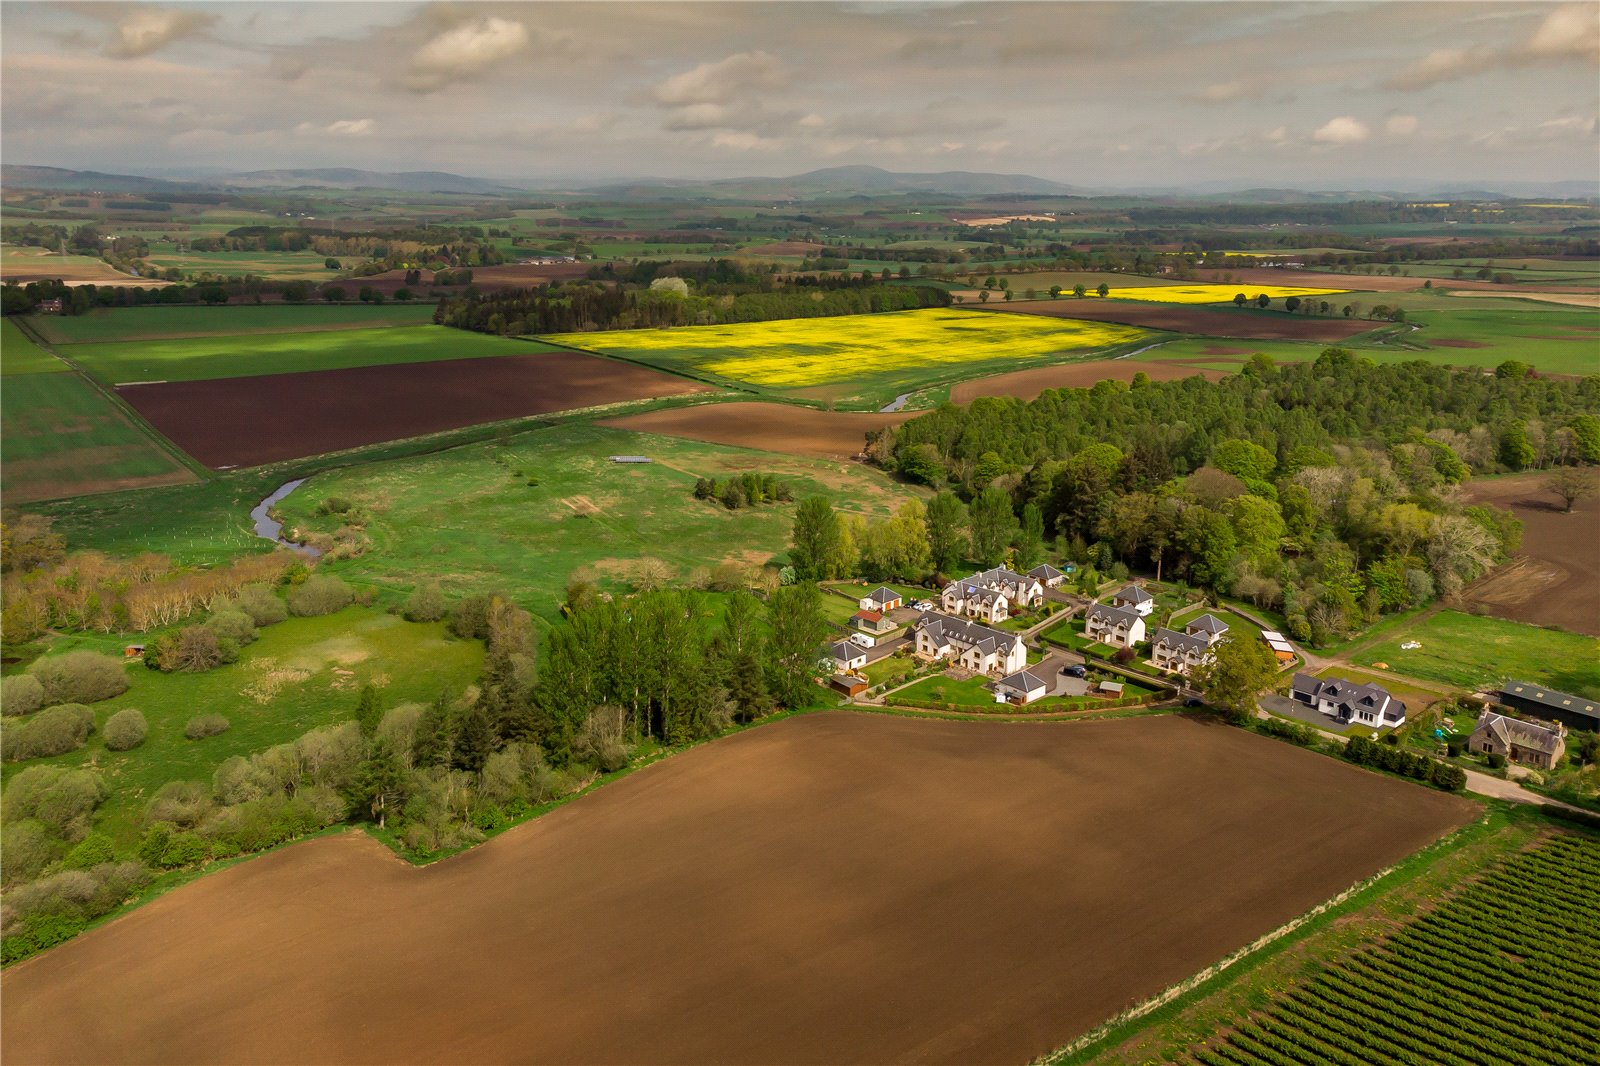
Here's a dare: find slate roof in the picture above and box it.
[913,613,1022,657]
[997,669,1048,694]
[1027,564,1064,581]
[1293,673,1405,720]
[1500,681,1599,723]
[1471,711,1565,756]
[1112,585,1152,605]
[864,587,900,606]
[1086,602,1142,628]
[1185,613,1230,637]
[1152,627,1210,656]
[830,641,862,662]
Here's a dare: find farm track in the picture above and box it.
[0,713,1473,1066]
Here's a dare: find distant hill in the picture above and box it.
[215,169,522,194]
[1,164,194,194]
[583,165,1087,201]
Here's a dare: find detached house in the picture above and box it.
[912,613,1027,676]
[1111,586,1155,617]
[852,609,896,635]
[828,640,868,673]
[940,582,1011,624]
[1084,602,1146,649]
[1150,629,1211,674]
[1027,564,1067,588]
[858,587,903,613]
[1468,711,1566,770]
[994,669,1049,705]
[1291,674,1406,728]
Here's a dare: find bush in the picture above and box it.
[102,708,148,751]
[287,573,354,616]
[2,765,108,839]
[3,861,149,927]
[61,832,116,870]
[447,592,494,639]
[1,674,46,717]
[145,780,213,828]
[231,583,288,627]
[404,581,447,623]
[1,821,64,884]
[317,496,354,516]
[204,607,259,647]
[27,651,129,705]
[2,704,96,761]
[148,626,238,673]
[184,714,230,740]
[1487,752,1507,769]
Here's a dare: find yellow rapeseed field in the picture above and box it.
[1100,283,1347,304]
[553,309,1148,388]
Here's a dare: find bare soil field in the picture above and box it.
[0,713,1473,1066]
[1443,289,1600,308]
[985,300,1375,341]
[120,352,714,468]
[1194,267,1598,295]
[1458,474,1600,636]
[1,248,169,288]
[601,401,910,458]
[951,359,1223,403]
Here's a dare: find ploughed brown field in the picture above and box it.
[1,713,1474,1066]
[119,352,713,468]
[986,300,1376,341]
[951,359,1223,403]
[601,401,909,458]
[1458,474,1600,636]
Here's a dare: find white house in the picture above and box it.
[858,587,903,613]
[828,640,868,672]
[912,613,1027,675]
[1111,586,1155,617]
[1150,628,1213,675]
[1291,674,1406,728]
[940,581,1011,623]
[994,669,1049,705]
[1027,563,1067,588]
[1084,603,1146,648]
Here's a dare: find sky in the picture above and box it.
[2,1,1597,189]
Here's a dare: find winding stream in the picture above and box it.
[250,479,322,558]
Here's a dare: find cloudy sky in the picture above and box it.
[3,1,1596,187]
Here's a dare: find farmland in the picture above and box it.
[1457,473,1600,635]
[1190,833,1600,1066]
[0,323,194,502]
[67,324,558,384]
[0,712,1474,1065]
[552,308,1151,408]
[118,350,713,468]
[598,401,910,458]
[1094,283,1347,305]
[31,303,435,345]
[986,299,1381,342]
[1352,610,1600,698]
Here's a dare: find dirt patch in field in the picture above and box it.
[985,300,1375,341]
[951,360,1224,403]
[601,402,910,459]
[0,713,1473,1066]
[1430,338,1492,348]
[119,352,714,468]
[1457,474,1600,636]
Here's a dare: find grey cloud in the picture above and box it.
[405,16,531,93]
[652,50,789,106]
[1386,3,1598,90]
[100,6,217,58]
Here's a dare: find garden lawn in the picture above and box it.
[2,319,66,374]
[550,308,1150,409]
[68,325,561,384]
[272,422,925,622]
[889,671,1160,712]
[1352,610,1600,698]
[1041,618,1098,654]
[32,304,437,345]
[0,608,484,852]
[862,655,915,688]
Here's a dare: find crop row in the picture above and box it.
[1191,835,1600,1065]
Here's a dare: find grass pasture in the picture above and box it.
[0,369,194,503]
[1352,609,1600,698]
[2,318,66,374]
[68,324,560,384]
[552,308,1150,408]
[272,422,924,620]
[0,713,1475,1064]
[139,246,341,280]
[30,303,436,345]
[0,609,484,851]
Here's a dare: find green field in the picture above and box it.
[2,319,66,374]
[271,423,925,621]
[0,608,484,850]
[1192,833,1600,1066]
[141,245,340,280]
[551,308,1151,409]
[0,371,193,503]
[1353,610,1600,698]
[31,304,437,345]
[68,325,560,384]
[888,670,1159,711]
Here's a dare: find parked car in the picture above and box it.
[1061,664,1087,678]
